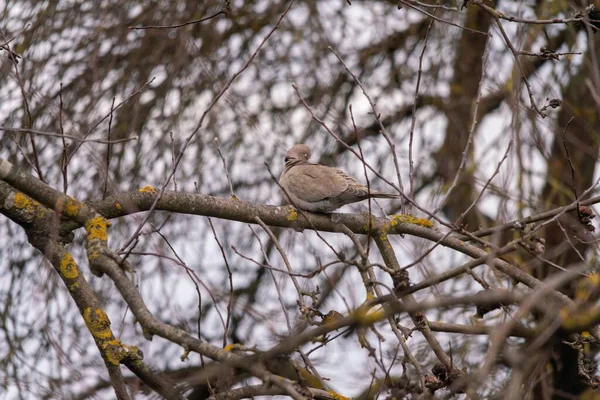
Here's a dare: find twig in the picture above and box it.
[493,17,546,118]
[207,218,234,347]
[561,117,578,200]
[0,127,138,144]
[103,98,116,199]
[433,33,491,216]
[59,83,68,194]
[398,0,487,35]
[249,222,324,386]
[455,139,513,226]
[67,78,155,163]
[0,24,30,49]
[169,132,178,191]
[129,10,227,30]
[401,0,457,11]
[1,34,43,182]
[214,137,235,197]
[408,8,436,206]
[428,320,534,338]
[246,225,293,333]
[349,105,372,253]
[231,245,321,277]
[463,194,600,240]
[476,3,584,25]
[151,226,204,340]
[254,217,305,306]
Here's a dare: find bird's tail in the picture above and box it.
[370,191,401,199]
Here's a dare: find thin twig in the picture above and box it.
[408,8,436,208]
[231,245,322,277]
[399,0,487,35]
[0,24,30,49]
[561,117,578,200]
[463,193,600,240]
[207,218,234,348]
[455,139,513,226]
[477,3,584,25]
[169,132,178,192]
[255,217,305,306]
[494,17,546,118]
[1,35,44,182]
[433,32,491,216]
[214,137,235,197]
[129,10,227,30]
[67,78,155,163]
[401,0,457,11]
[0,127,138,144]
[349,105,372,253]
[59,83,68,194]
[103,98,116,199]
[151,226,204,340]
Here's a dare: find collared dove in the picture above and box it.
[279,144,399,213]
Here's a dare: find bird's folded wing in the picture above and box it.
[284,164,349,202]
[332,169,374,200]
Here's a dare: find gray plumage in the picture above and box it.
[279,144,399,213]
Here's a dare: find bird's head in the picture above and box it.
[285,144,311,162]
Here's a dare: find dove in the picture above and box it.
[279,144,400,213]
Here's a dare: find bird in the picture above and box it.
[279,143,400,213]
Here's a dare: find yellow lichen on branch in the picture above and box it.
[14,192,33,210]
[362,214,375,232]
[286,207,298,221]
[85,216,109,242]
[83,308,135,366]
[12,192,46,218]
[101,339,141,365]
[139,185,157,194]
[83,307,113,340]
[224,343,242,352]
[327,390,350,400]
[390,213,434,228]
[95,331,141,365]
[102,339,125,365]
[59,253,79,279]
[64,198,83,217]
[378,221,392,242]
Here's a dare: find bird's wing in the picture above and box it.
[332,169,373,201]
[283,164,349,202]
